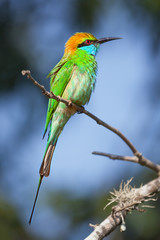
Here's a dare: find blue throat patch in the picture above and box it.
[80,44,100,56]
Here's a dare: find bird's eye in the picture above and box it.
[78,39,92,48]
[85,39,91,45]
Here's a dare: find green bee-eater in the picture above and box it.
[29,32,120,224]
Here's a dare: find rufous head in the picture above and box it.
[64,32,97,55]
[64,32,121,56]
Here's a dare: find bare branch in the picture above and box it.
[84,177,160,240]
[92,152,160,174]
[21,70,140,155]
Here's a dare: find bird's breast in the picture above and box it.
[62,65,97,106]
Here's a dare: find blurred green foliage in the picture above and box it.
[0,1,28,91]
[73,0,102,29]
[0,197,39,240]
[138,0,160,17]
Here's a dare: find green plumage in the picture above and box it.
[44,50,97,138]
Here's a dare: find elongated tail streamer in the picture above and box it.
[29,176,43,224]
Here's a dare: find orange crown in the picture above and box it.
[64,32,97,55]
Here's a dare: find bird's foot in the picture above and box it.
[77,106,84,114]
[67,100,73,107]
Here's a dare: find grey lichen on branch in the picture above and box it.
[85,177,160,240]
[104,178,157,212]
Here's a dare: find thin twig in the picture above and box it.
[92,152,160,174]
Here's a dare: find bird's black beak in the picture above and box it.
[96,37,122,44]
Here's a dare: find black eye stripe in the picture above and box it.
[78,40,96,48]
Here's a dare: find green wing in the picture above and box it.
[43,56,75,138]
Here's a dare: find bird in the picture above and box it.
[29,32,120,224]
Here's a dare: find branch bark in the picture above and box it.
[92,152,160,174]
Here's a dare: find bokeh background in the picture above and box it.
[0,0,160,239]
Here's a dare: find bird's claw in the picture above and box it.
[67,100,73,107]
[77,106,84,114]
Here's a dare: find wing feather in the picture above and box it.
[43,57,75,137]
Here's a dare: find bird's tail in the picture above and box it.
[29,176,43,224]
[39,140,57,177]
[29,140,57,224]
